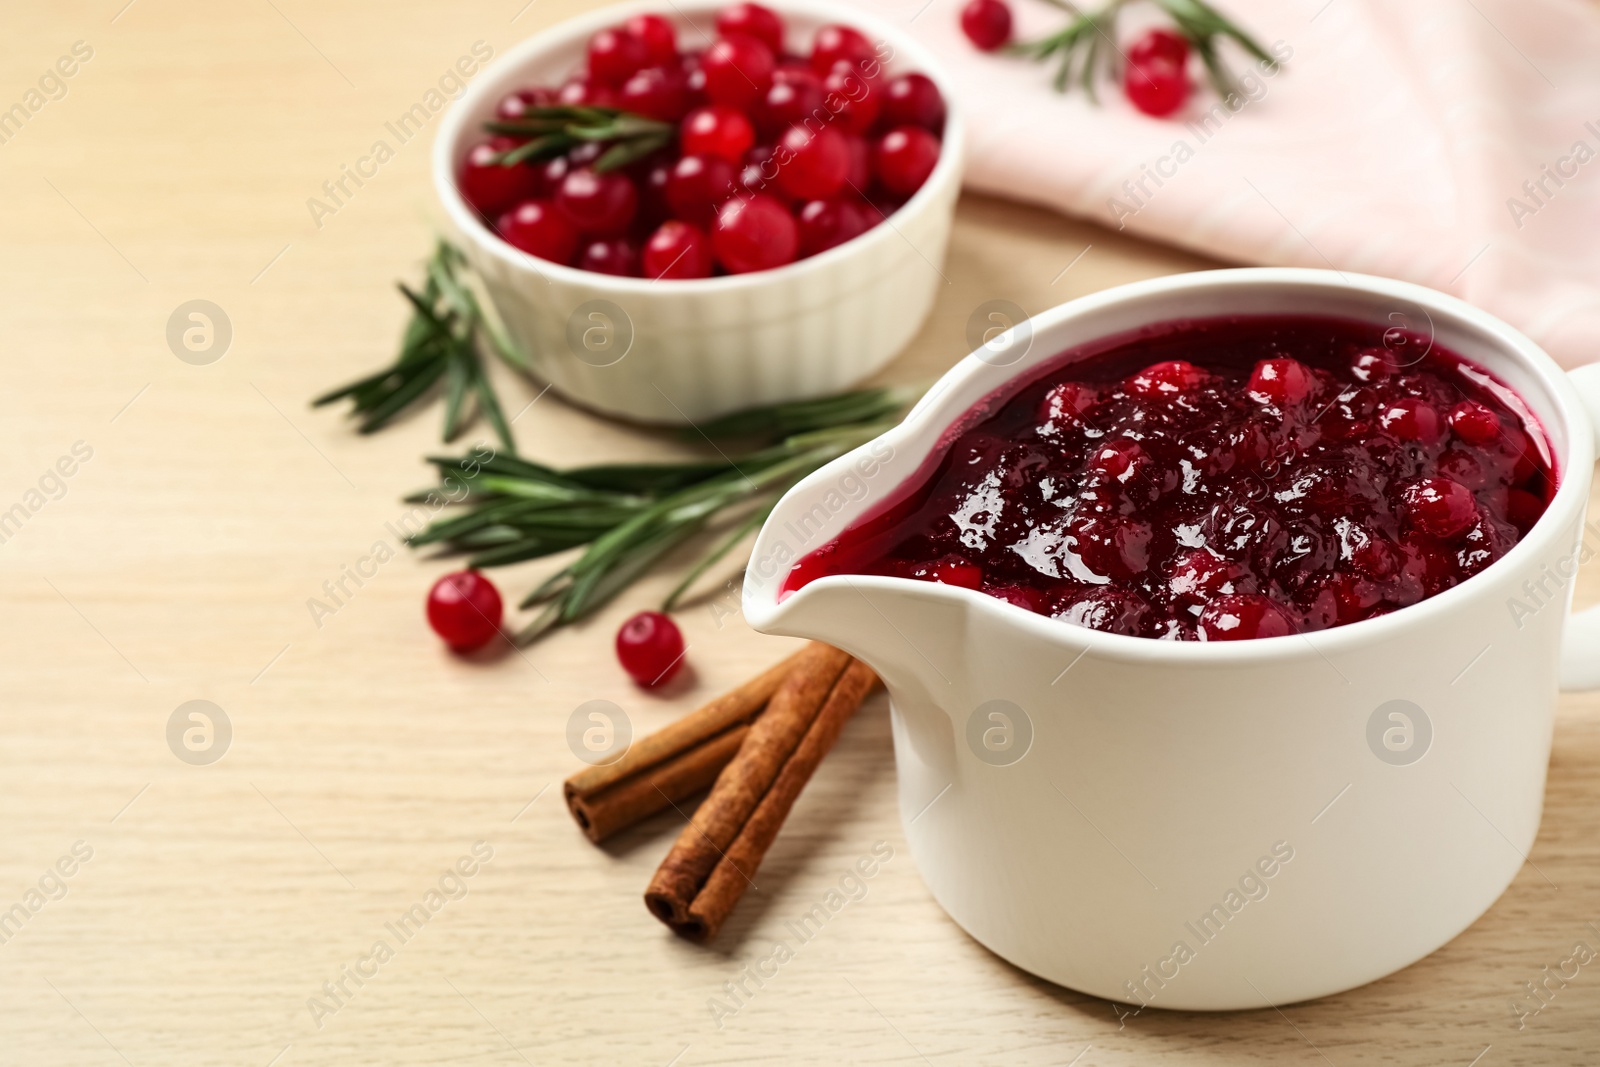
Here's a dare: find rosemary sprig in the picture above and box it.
[313,242,528,450]
[405,386,917,645]
[485,105,675,173]
[1015,0,1275,102]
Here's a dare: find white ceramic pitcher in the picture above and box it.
[743,269,1600,1010]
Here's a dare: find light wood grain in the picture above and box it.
[2,2,1598,1064]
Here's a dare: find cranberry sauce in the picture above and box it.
[785,316,1556,641]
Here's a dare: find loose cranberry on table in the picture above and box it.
[426,571,504,652]
[1123,30,1190,118]
[784,316,1556,641]
[960,0,1013,51]
[616,610,686,686]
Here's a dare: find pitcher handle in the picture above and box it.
[1560,363,1600,690]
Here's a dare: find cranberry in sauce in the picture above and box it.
[786,316,1556,641]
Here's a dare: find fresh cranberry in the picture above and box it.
[1127,359,1206,397]
[643,220,713,279]
[558,76,618,108]
[796,197,868,255]
[821,65,880,135]
[555,168,638,235]
[1127,28,1189,67]
[712,194,798,273]
[638,157,675,225]
[810,24,877,75]
[619,64,691,121]
[616,610,686,686]
[758,78,824,134]
[1197,594,1296,641]
[716,2,785,54]
[873,125,939,196]
[1125,60,1188,117]
[1449,400,1502,445]
[960,0,1013,51]
[577,236,640,276]
[426,571,503,652]
[624,13,678,65]
[496,200,579,264]
[1379,398,1444,443]
[665,153,737,227]
[773,63,822,89]
[495,87,556,121]
[881,73,946,131]
[736,146,783,201]
[459,138,542,218]
[1399,477,1479,540]
[680,104,755,162]
[1247,358,1315,406]
[842,136,870,190]
[588,26,648,87]
[775,124,850,200]
[701,33,775,110]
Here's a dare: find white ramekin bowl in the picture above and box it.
[433,0,964,425]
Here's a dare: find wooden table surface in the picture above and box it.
[3,2,1599,1064]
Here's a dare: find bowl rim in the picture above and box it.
[746,267,1598,665]
[432,0,966,294]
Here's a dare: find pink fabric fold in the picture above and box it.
[902,0,1600,366]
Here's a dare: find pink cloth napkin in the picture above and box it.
[902,0,1600,368]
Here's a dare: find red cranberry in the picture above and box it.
[1128,359,1207,397]
[960,0,1013,51]
[881,73,946,131]
[558,76,618,108]
[459,138,542,218]
[810,24,876,75]
[680,104,755,163]
[715,2,785,54]
[1247,358,1315,406]
[796,197,868,255]
[1449,400,1502,445]
[624,13,678,65]
[821,65,880,135]
[643,220,712,279]
[1125,60,1188,117]
[986,584,1044,612]
[1379,398,1444,443]
[1053,587,1151,637]
[773,62,821,88]
[1350,348,1399,382]
[1507,488,1545,533]
[776,124,850,200]
[758,78,824,135]
[873,125,940,196]
[638,157,674,225]
[426,571,503,652]
[1127,29,1189,67]
[1399,477,1479,540]
[1069,514,1153,581]
[736,146,783,201]
[1197,594,1296,641]
[1165,550,1249,612]
[588,26,647,87]
[495,87,556,121]
[556,168,638,236]
[1038,381,1096,427]
[842,136,870,190]
[712,194,798,273]
[666,153,737,227]
[496,200,579,264]
[577,236,640,276]
[619,65,690,121]
[616,610,686,686]
[701,33,775,111]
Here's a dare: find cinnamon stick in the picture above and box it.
[646,648,878,941]
[564,647,809,843]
